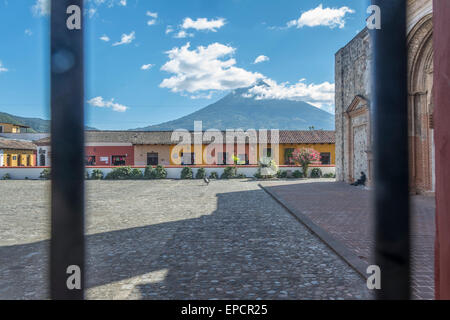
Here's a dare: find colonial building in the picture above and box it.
[0,138,37,167]
[34,130,335,167]
[335,0,433,193]
[0,122,30,134]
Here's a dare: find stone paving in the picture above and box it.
[260,180,436,300]
[0,180,371,300]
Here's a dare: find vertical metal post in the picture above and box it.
[371,0,410,299]
[50,0,85,299]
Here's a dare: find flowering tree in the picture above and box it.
[291,148,321,178]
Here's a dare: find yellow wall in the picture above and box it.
[166,143,335,165]
[1,150,36,167]
[279,144,335,165]
[0,123,23,133]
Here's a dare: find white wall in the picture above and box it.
[1,166,335,180]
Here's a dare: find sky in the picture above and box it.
[0,0,368,130]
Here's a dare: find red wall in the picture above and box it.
[433,0,450,300]
[85,146,134,166]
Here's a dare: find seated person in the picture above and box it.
[351,172,367,186]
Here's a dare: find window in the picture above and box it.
[320,152,331,165]
[40,154,46,166]
[237,154,248,165]
[85,156,96,166]
[112,155,126,166]
[263,148,272,158]
[0,125,3,133]
[181,152,195,165]
[147,153,158,166]
[217,152,228,165]
[284,148,295,165]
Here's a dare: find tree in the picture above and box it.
[291,148,321,178]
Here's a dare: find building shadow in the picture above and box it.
[0,187,369,300]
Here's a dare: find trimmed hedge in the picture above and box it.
[40,168,51,180]
[195,168,206,179]
[181,167,193,179]
[90,169,104,180]
[293,170,303,178]
[209,172,219,179]
[105,166,133,180]
[310,168,323,178]
[221,166,236,179]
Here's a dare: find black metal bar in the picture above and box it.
[371,0,410,299]
[50,0,85,299]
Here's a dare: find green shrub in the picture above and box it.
[209,172,219,179]
[195,168,206,179]
[323,173,336,178]
[90,169,104,180]
[257,157,278,178]
[40,168,51,180]
[153,165,167,179]
[221,166,236,179]
[130,168,143,179]
[181,167,193,179]
[2,173,11,180]
[236,173,247,178]
[254,168,262,179]
[105,166,132,180]
[276,170,288,178]
[310,168,323,178]
[293,170,303,179]
[144,166,154,179]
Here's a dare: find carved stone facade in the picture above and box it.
[335,0,434,193]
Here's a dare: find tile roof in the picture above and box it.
[0,138,37,150]
[33,130,335,145]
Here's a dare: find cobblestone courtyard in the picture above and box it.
[260,180,435,300]
[0,180,371,300]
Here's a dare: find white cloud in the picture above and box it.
[88,8,97,18]
[254,55,269,64]
[287,4,354,29]
[146,11,158,19]
[25,29,33,36]
[181,17,226,32]
[0,61,8,73]
[32,0,49,16]
[243,78,335,112]
[112,31,135,46]
[87,96,128,112]
[119,0,127,6]
[174,30,193,39]
[141,64,153,70]
[146,11,158,26]
[99,35,110,42]
[160,42,263,94]
[166,26,174,34]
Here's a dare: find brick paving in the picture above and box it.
[0,180,371,300]
[260,180,435,300]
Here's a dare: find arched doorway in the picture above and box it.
[407,14,434,193]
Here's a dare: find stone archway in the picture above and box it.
[407,13,434,193]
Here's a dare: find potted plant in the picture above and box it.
[258,157,278,178]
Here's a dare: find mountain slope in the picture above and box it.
[0,112,97,132]
[133,85,335,131]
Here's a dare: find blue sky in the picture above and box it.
[0,0,368,130]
